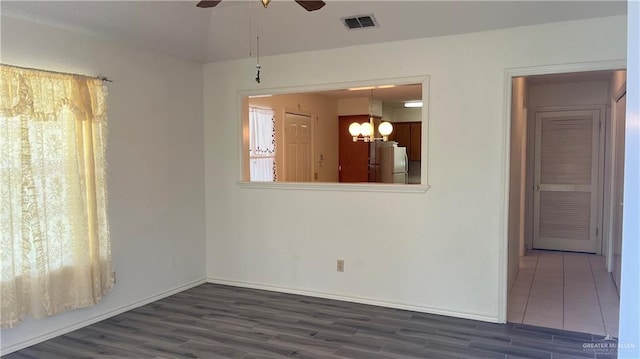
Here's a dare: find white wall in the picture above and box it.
[204,16,626,322]
[1,16,206,353]
[619,2,640,356]
[508,77,527,294]
[528,80,611,108]
[382,105,394,123]
[338,97,382,117]
[391,107,422,123]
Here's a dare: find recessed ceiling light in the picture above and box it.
[348,86,375,91]
[404,101,423,108]
[348,85,395,91]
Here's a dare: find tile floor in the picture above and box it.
[508,249,620,337]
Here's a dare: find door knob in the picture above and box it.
[536,185,541,191]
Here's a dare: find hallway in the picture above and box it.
[508,250,620,337]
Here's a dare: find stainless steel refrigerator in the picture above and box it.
[379,142,408,184]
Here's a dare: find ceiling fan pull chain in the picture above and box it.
[255,35,261,83]
[254,4,262,84]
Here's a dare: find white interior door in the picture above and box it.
[533,109,602,253]
[284,113,312,182]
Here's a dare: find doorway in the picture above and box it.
[506,68,626,337]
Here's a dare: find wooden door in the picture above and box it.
[339,115,369,182]
[284,113,312,182]
[612,91,626,291]
[533,109,602,253]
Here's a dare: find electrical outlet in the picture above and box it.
[337,259,344,272]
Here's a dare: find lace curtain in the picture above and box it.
[0,65,114,328]
[249,107,276,181]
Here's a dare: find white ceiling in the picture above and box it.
[1,0,627,64]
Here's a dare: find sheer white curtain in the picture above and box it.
[249,107,276,181]
[0,65,114,328]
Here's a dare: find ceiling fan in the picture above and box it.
[197,0,326,11]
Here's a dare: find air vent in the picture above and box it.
[342,14,378,30]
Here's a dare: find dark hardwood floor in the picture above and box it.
[3,283,617,359]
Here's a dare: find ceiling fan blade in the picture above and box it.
[295,0,326,11]
[197,0,221,8]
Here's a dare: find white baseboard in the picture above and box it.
[207,277,498,323]
[1,278,207,355]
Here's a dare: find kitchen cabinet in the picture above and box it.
[409,122,422,161]
[389,122,421,161]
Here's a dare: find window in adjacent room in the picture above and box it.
[0,65,114,328]
[249,106,277,181]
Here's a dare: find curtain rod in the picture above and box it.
[1,63,113,83]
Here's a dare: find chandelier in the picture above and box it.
[348,90,394,142]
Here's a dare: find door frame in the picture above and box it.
[605,84,627,272]
[499,60,626,323]
[606,85,627,285]
[527,105,606,254]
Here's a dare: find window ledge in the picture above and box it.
[237,181,429,193]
